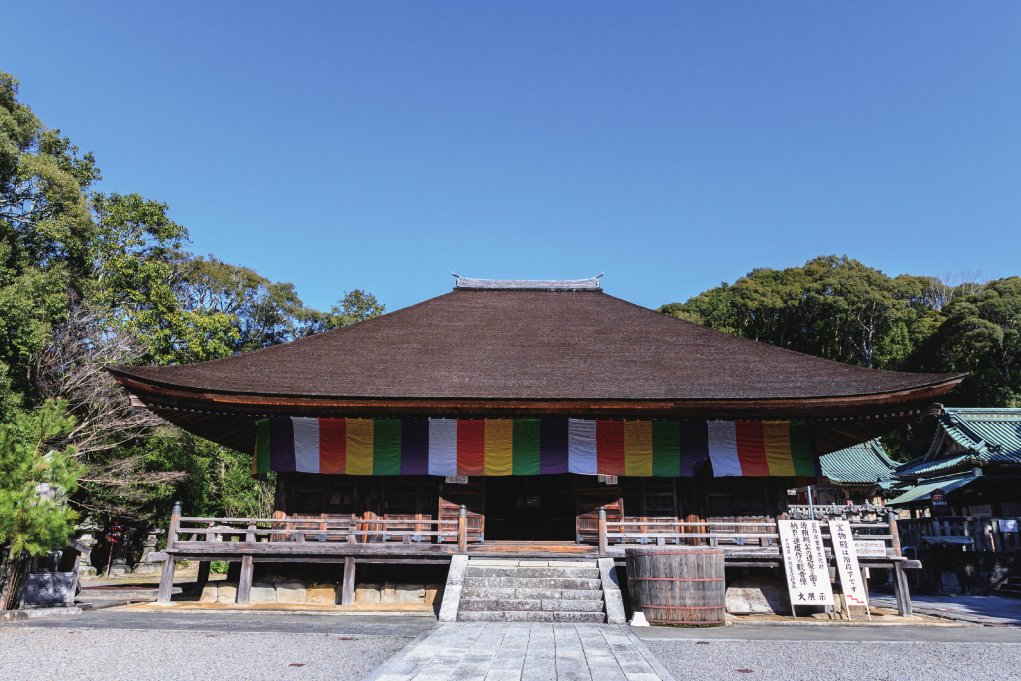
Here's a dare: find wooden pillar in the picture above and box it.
[457,505,468,554]
[893,562,912,617]
[347,514,358,544]
[341,556,356,605]
[597,507,608,556]
[156,558,176,604]
[156,501,181,604]
[887,511,902,557]
[195,561,210,594]
[237,555,254,604]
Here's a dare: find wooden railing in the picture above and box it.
[595,508,901,559]
[165,505,470,554]
[897,516,1021,554]
[786,504,888,521]
[157,502,471,605]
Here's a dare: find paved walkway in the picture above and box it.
[365,622,675,681]
[869,593,1021,626]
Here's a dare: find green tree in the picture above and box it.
[92,195,238,364]
[319,289,386,330]
[912,277,1021,406]
[0,67,391,551]
[661,256,937,370]
[0,401,84,608]
[179,256,318,352]
[0,72,100,419]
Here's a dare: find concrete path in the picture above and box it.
[869,593,1021,626]
[633,622,1021,643]
[365,622,675,681]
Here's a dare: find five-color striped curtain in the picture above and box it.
[253,417,817,478]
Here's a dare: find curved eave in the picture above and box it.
[109,367,964,420]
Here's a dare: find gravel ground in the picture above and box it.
[0,626,414,681]
[646,639,1021,681]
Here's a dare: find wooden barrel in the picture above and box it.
[625,547,726,627]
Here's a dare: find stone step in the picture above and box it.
[463,576,603,590]
[461,586,602,600]
[459,598,605,613]
[467,559,598,568]
[78,586,163,601]
[464,566,600,579]
[457,610,605,623]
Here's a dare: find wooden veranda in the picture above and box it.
[154,503,919,615]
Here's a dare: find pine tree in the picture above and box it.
[0,401,84,609]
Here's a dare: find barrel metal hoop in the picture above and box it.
[627,550,723,556]
[632,577,724,582]
[640,604,725,610]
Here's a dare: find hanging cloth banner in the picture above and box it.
[253,417,815,477]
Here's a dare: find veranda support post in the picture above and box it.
[341,557,356,605]
[156,501,181,604]
[888,510,913,617]
[195,560,210,595]
[597,507,608,556]
[457,505,467,554]
[237,556,254,604]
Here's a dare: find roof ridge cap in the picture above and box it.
[454,275,602,291]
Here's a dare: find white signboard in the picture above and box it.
[444,476,468,485]
[829,520,869,608]
[778,519,834,607]
[853,540,888,558]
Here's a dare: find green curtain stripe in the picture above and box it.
[651,420,681,477]
[512,418,541,475]
[255,418,271,475]
[790,422,815,477]
[373,419,402,475]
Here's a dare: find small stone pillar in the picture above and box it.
[132,530,163,575]
[75,522,101,577]
[107,545,131,577]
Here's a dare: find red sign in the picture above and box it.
[105,520,124,545]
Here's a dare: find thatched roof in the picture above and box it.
[109,284,963,452]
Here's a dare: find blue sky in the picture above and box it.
[4,2,1019,312]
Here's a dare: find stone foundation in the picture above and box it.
[355,582,442,605]
[189,578,442,607]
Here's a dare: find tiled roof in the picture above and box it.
[820,439,898,485]
[886,473,980,506]
[896,408,1021,478]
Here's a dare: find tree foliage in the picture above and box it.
[661,257,1021,407]
[910,277,1021,406]
[0,401,83,557]
[0,400,84,609]
[0,70,386,573]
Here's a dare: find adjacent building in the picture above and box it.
[888,408,1021,517]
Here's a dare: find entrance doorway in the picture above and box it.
[484,475,576,541]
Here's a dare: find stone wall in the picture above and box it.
[196,576,443,606]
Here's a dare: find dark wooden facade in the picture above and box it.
[273,472,791,545]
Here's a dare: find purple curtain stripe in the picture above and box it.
[269,415,296,472]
